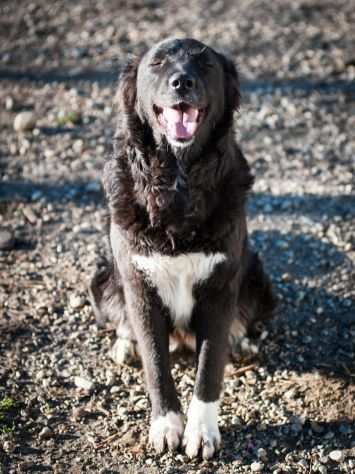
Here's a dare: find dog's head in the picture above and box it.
[115,38,240,152]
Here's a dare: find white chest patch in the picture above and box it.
[132,252,226,327]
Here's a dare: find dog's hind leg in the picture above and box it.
[230,250,276,359]
[89,260,139,365]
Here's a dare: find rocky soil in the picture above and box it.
[0,0,354,473]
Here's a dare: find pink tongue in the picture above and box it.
[163,107,199,139]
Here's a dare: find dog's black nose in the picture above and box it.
[169,73,196,91]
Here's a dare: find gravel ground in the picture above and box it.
[0,1,354,473]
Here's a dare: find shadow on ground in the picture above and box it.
[1,67,355,96]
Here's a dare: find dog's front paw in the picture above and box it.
[149,411,184,453]
[183,396,221,460]
[109,337,139,365]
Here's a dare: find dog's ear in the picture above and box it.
[219,54,240,111]
[114,56,141,114]
[114,56,147,147]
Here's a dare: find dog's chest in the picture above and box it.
[132,252,226,327]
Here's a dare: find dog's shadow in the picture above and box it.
[169,213,354,466]
[249,227,354,380]
[218,415,355,466]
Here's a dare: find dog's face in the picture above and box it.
[137,38,228,148]
[116,38,240,152]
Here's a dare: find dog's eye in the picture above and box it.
[205,62,214,69]
[150,60,164,67]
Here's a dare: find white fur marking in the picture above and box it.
[168,137,194,148]
[184,395,220,459]
[149,411,184,452]
[132,252,226,327]
[110,223,123,263]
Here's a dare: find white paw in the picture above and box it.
[109,337,138,365]
[183,396,221,459]
[149,411,184,453]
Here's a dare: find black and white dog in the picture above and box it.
[89,38,275,459]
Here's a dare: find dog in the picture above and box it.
[89,38,275,459]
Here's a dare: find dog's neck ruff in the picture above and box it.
[132,252,226,327]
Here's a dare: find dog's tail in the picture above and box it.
[229,250,276,358]
[238,250,276,332]
[88,257,125,328]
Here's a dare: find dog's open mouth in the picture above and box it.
[154,103,204,142]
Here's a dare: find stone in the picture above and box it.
[69,294,85,309]
[329,450,343,462]
[86,181,101,192]
[74,376,95,391]
[39,426,53,439]
[5,96,14,110]
[251,461,264,472]
[257,448,268,461]
[0,229,15,250]
[14,111,37,132]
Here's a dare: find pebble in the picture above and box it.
[250,461,264,472]
[39,427,53,440]
[18,461,34,472]
[329,450,343,462]
[74,376,95,391]
[257,448,268,461]
[105,370,116,386]
[71,406,87,420]
[73,139,84,153]
[69,294,85,309]
[311,421,324,433]
[44,149,55,159]
[5,96,14,110]
[2,439,15,453]
[14,111,37,132]
[121,429,139,446]
[86,181,101,192]
[0,229,15,250]
[110,386,120,394]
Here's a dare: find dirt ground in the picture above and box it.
[0,0,354,473]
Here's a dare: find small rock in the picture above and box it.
[121,428,139,446]
[311,421,324,433]
[5,96,14,110]
[0,229,15,250]
[31,190,43,201]
[14,111,37,132]
[39,427,52,440]
[74,376,95,391]
[298,459,308,469]
[110,385,120,394]
[2,439,15,453]
[44,149,55,159]
[69,294,85,309]
[251,461,264,472]
[18,460,34,472]
[71,406,87,420]
[329,450,343,462]
[257,448,268,461]
[106,370,116,386]
[22,207,37,224]
[86,181,101,192]
[72,139,84,154]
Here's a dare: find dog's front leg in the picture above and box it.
[184,289,235,460]
[124,277,184,453]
